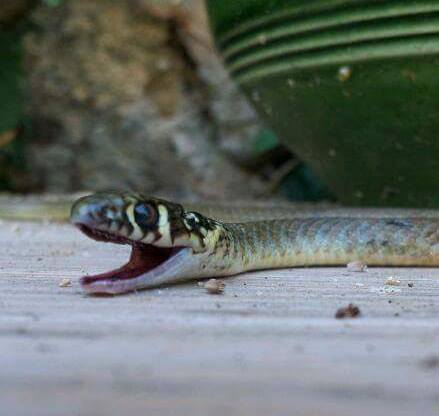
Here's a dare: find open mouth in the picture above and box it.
[77,225,189,295]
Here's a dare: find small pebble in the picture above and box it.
[347,261,367,272]
[420,356,439,370]
[203,279,225,294]
[335,303,361,319]
[59,278,72,288]
[408,283,414,288]
[385,277,401,286]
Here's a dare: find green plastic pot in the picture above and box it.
[207,0,439,207]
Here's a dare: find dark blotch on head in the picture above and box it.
[187,211,217,232]
[185,213,199,230]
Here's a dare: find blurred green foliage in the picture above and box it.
[0,24,27,190]
[0,1,333,199]
[0,30,22,135]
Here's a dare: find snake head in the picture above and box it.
[70,192,220,294]
[70,192,216,252]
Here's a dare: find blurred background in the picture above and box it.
[0,0,330,203]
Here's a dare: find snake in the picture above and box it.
[70,191,439,295]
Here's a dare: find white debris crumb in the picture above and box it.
[197,281,205,287]
[347,261,367,272]
[338,65,352,82]
[385,277,401,286]
[354,283,364,287]
[11,224,21,233]
[59,278,72,288]
[203,279,225,294]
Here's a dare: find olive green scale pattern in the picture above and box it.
[216,217,439,272]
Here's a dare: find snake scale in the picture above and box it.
[70,192,439,295]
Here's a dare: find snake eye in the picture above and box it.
[133,203,158,229]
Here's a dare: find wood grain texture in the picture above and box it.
[1,220,438,416]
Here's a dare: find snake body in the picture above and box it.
[70,192,439,294]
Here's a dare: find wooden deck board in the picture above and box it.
[1,220,438,415]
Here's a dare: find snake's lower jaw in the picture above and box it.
[80,246,198,295]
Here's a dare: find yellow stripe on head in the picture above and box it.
[126,203,146,241]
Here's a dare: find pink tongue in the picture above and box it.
[80,245,176,285]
